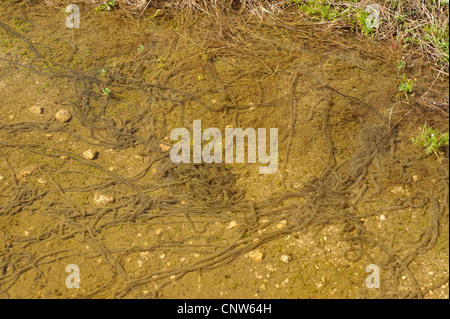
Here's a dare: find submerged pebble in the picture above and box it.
[280,254,292,264]
[227,221,238,229]
[159,144,171,152]
[83,149,98,160]
[29,105,43,115]
[277,220,288,229]
[18,166,36,179]
[248,250,264,262]
[93,192,114,206]
[55,109,72,123]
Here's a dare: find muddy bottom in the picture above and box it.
[0,1,448,299]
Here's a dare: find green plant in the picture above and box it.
[355,10,374,36]
[12,19,30,32]
[397,60,406,69]
[292,0,342,21]
[412,124,449,156]
[94,0,115,12]
[423,23,449,66]
[157,57,166,70]
[102,88,111,96]
[99,69,106,75]
[399,75,415,93]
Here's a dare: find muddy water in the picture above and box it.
[0,1,448,299]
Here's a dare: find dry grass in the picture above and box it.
[42,0,449,70]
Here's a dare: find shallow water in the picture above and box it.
[0,1,448,299]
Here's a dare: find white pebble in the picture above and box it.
[18,166,36,179]
[93,192,114,206]
[29,105,43,115]
[380,214,386,221]
[248,250,264,262]
[227,221,238,229]
[277,220,288,229]
[280,254,292,264]
[83,150,98,160]
[159,144,171,152]
[391,186,404,194]
[55,109,72,123]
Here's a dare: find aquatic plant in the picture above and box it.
[102,87,111,96]
[94,0,115,13]
[399,75,415,94]
[412,124,449,156]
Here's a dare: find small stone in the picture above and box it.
[248,250,264,262]
[60,155,68,160]
[280,254,292,264]
[140,252,150,260]
[391,186,405,194]
[0,175,4,182]
[155,228,163,236]
[18,166,36,179]
[277,220,288,229]
[83,150,98,160]
[55,109,72,123]
[227,221,238,229]
[412,175,419,182]
[93,192,114,206]
[29,105,43,115]
[159,144,171,152]
[380,214,386,221]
